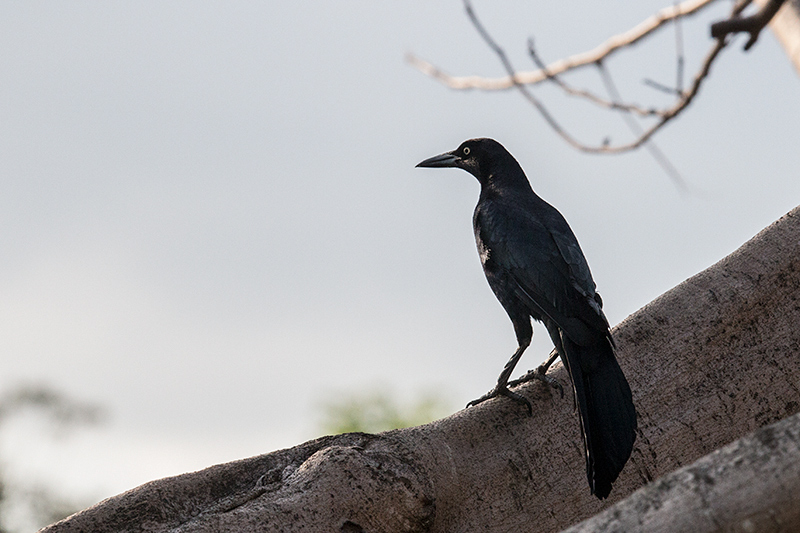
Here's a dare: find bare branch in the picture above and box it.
[526,39,663,117]
[407,0,720,91]
[466,0,752,155]
[597,64,689,191]
[642,2,688,96]
[460,0,748,155]
[642,78,683,95]
[711,0,787,50]
[525,35,689,189]
[460,1,591,152]
[675,3,686,92]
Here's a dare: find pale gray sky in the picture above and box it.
[1,0,798,512]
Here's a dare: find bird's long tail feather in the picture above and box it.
[559,334,637,499]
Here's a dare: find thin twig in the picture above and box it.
[675,2,685,93]
[527,39,663,117]
[598,64,689,191]
[463,0,750,154]
[642,78,684,95]
[644,1,686,95]
[461,1,589,152]
[407,0,720,91]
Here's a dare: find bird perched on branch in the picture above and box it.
[416,138,636,499]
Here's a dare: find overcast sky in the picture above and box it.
[1,0,799,513]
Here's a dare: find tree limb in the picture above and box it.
[563,412,800,532]
[711,0,788,50]
[596,63,689,190]
[456,0,748,155]
[41,205,800,532]
[524,35,688,189]
[406,0,720,91]
[409,0,765,160]
[525,38,663,118]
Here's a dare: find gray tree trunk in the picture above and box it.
[41,206,800,533]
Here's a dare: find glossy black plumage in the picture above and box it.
[416,138,636,499]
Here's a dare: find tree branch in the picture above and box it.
[711,0,787,50]
[525,36,689,189]
[460,0,590,153]
[458,0,748,155]
[526,39,663,118]
[42,205,800,533]
[564,412,800,533]
[596,63,689,191]
[406,0,720,91]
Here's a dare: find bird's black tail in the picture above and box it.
[560,334,637,499]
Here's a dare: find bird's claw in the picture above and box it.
[508,365,564,398]
[467,385,533,416]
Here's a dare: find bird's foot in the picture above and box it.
[508,365,564,398]
[466,385,532,416]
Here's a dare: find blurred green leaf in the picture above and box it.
[0,384,104,532]
[319,390,452,435]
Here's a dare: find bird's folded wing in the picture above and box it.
[481,206,608,344]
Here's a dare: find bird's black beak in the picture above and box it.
[416,150,460,168]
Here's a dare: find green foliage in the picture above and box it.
[319,390,452,435]
[0,384,103,533]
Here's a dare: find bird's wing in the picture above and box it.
[477,199,608,344]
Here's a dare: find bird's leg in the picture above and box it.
[508,348,564,398]
[539,348,561,373]
[467,343,533,415]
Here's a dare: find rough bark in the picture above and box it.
[757,0,800,74]
[562,411,800,533]
[41,206,800,533]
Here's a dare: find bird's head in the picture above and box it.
[415,138,514,184]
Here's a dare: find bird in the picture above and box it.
[416,138,636,499]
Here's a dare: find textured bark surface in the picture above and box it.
[562,411,800,533]
[41,206,800,533]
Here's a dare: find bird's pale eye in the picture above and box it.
[463,147,471,155]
